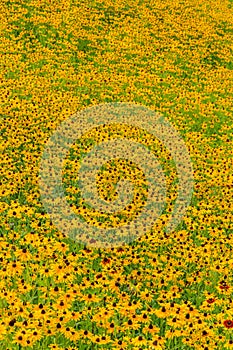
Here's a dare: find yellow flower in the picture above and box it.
[130,335,148,347]
[0,323,7,340]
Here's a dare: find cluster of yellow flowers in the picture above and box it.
[0,0,233,348]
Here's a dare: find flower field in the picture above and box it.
[0,0,233,349]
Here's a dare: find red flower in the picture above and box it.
[220,285,230,290]
[223,320,233,329]
[207,298,215,304]
[102,257,111,265]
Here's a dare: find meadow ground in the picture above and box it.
[0,0,233,349]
